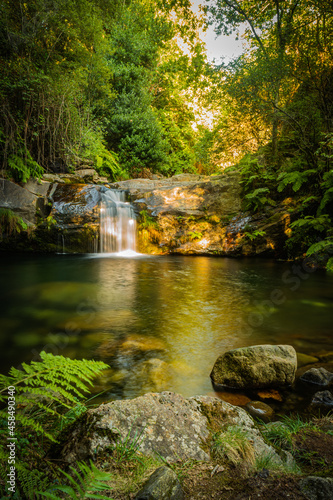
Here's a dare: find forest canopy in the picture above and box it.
[0,0,332,199]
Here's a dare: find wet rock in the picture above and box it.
[297,352,319,368]
[134,466,183,500]
[311,390,333,407]
[210,391,251,407]
[255,389,283,402]
[210,344,297,390]
[60,392,281,466]
[51,183,101,225]
[300,367,333,387]
[300,476,333,500]
[245,401,274,422]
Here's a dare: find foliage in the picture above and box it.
[306,239,333,258]
[40,461,112,500]
[0,353,109,498]
[109,425,146,464]
[326,257,333,272]
[211,425,254,466]
[243,230,266,242]
[0,208,27,238]
[277,169,317,194]
[0,351,109,442]
[188,230,203,241]
[286,215,331,257]
[138,210,159,231]
[261,415,319,452]
[244,187,273,212]
[7,148,44,183]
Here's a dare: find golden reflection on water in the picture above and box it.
[1,255,333,401]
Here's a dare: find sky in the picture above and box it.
[190,0,245,63]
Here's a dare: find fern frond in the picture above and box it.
[306,239,333,257]
[39,461,113,500]
[0,352,109,441]
[319,187,333,213]
[16,464,51,500]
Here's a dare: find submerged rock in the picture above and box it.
[60,392,281,466]
[311,390,333,407]
[296,352,319,368]
[210,344,297,390]
[300,367,333,387]
[245,401,274,422]
[134,466,183,500]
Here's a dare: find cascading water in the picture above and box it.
[99,189,137,254]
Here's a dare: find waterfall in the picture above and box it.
[100,189,137,254]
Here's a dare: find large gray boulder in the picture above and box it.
[210,344,297,390]
[0,178,39,223]
[60,392,281,466]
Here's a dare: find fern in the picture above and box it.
[17,465,51,500]
[290,215,331,232]
[0,352,109,442]
[277,169,317,193]
[0,208,28,238]
[39,461,113,500]
[319,187,333,213]
[188,231,203,241]
[244,187,275,212]
[7,149,44,183]
[243,230,266,242]
[306,239,333,257]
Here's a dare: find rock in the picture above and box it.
[0,178,38,224]
[210,391,251,406]
[135,359,172,392]
[24,178,51,197]
[296,352,319,368]
[210,344,297,390]
[311,390,333,407]
[134,466,183,500]
[245,401,274,422]
[255,389,283,402]
[51,183,101,225]
[76,169,99,183]
[300,476,333,500]
[60,392,281,466]
[300,367,333,387]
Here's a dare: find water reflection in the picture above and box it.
[0,255,332,402]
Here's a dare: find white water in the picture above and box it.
[100,190,137,253]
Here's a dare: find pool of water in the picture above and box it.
[1,254,332,404]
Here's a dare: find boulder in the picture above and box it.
[300,367,333,387]
[134,466,183,500]
[0,178,38,224]
[60,392,281,466]
[210,344,297,390]
[300,476,333,500]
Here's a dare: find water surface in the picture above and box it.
[1,254,332,402]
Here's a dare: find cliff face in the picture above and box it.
[0,172,292,257]
[111,173,291,258]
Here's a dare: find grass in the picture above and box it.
[211,425,255,466]
[261,415,319,452]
